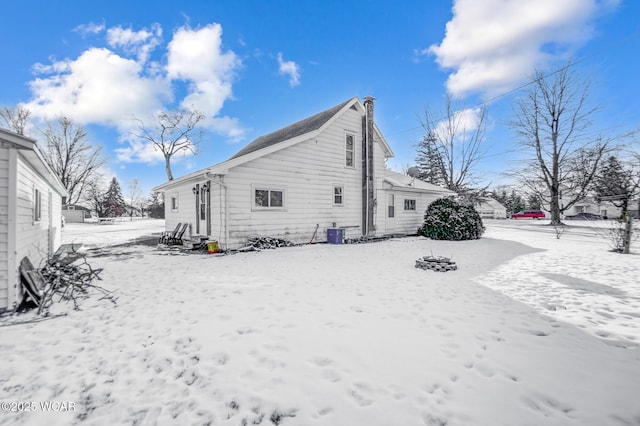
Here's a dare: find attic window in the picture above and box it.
[345,133,355,168]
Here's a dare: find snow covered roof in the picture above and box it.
[383,170,456,195]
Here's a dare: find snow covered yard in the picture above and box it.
[1,219,639,426]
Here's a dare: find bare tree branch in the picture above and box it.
[509,62,613,225]
[0,105,31,135]
[417,94,488,194]
[40,116,107,205]
[130,108,205,180]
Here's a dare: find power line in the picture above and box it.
[388,30,640,138]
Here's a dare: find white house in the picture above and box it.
[474,197,508,219]
[153,97,455,249]
[0,128,67,311]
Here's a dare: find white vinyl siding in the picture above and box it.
[0,148,9,309]
[222,107,365,247]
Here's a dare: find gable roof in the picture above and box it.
[0,127,68,196]
[383,170,456,195]
[154,96,394,191]
[230,98,355,159]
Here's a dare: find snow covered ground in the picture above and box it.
[1,219,639,426]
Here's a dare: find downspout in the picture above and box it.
[205,172,229,250]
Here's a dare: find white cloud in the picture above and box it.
[24,22,245,165]
[106,23,162,62]
[26,47,170,127]
[434,107,484,143]
[73,22,105,37]
[166,24,243,131]
[428,0,609,98]
[114,138,165,164]
[277,52,301,87]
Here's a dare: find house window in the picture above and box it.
[345,133,355,168]
[254,188,284,208]
[404,199,416,211]
[171,194,179,211]
[200,186,207,220]
[333,186,344,206]
[33,189,42,222]
[388,194,395,218]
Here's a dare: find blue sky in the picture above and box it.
[1,0,638,197]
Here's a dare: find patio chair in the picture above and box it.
[17,256,45,310]
[159,223,182,244]
[166,223,189,246]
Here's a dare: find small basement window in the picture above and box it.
[254,188,285,209]
[404,199,416,211]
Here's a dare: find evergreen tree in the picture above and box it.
[103,177,126,217]
[506,190,526,213]
[415,133,446,186]
[526,193,541,210]
[593,155,640,217]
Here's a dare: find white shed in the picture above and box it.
[0,128,67,311]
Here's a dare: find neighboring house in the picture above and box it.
[541,192,626,219]
[0,128,67,311]
[474,197,508,219]
[153,96,455,249]
[563,196,621,219]
[62,204,91,223]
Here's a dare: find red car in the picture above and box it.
[511,210,545,219]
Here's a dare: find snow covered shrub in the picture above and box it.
[418,198,485,241]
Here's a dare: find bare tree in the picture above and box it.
[0,105,31,135]
[41,116,107,205]
[130,108,205,181]
[510,63,610,225]
[127,179,144,219]
[84,177,107,218]
[417,95,488,193]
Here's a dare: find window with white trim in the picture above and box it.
[33,189,42,222]
[254,188,284,208]
[333,186,344,206]
[404,199,416,211]
[388,194,395,218]
[345,133,355,168]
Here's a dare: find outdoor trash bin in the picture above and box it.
[207,241,219,253]
[327,228,345,244]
